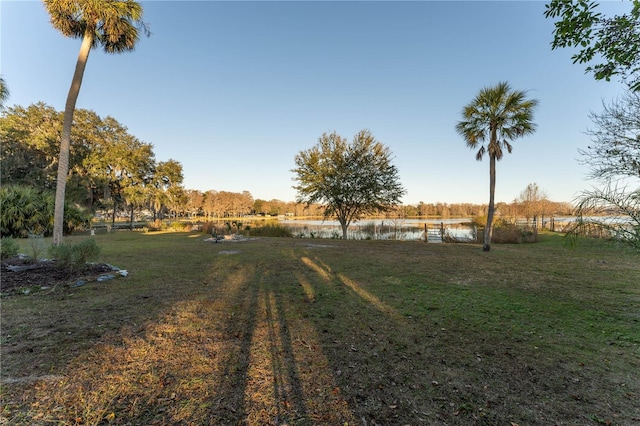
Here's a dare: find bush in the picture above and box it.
[48,238,101,275]
[0,237,20,259]
[63,203,92,235]
[470,215,488,229]
[0,185,90,238]
[491,219,538,244]
[169,221,193,232]
[25,235,47,263]
[0,186,51,237]
[147,219,164,232]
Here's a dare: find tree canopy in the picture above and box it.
[517,182,551,224]
[581,90,640,180]
[546,1,640,249]
[545,0,640,92]
[0,103,183,227]
[0,103,62,190]
[292,130,405,239]
[570,90,640,250]
[0,76,9,109]
[44,0,148,53]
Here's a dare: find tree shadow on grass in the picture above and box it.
[1,266,264,425]
[206,271,261,424]
[264,284,308,423]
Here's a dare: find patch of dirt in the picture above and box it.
[0,256,115,294]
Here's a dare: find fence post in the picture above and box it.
[424,223,428,243]
[440,222,445,242]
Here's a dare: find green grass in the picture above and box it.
[1,231,639,425]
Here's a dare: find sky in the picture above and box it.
[0,0,630,205]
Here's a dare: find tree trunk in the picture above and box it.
[484,154,497,251]
[340,220,348,239]
[52,30,93,246]
[129,204,135,230]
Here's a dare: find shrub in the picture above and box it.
[48,238,101,275]
[491,223,522,244]
[491,219,538,244]
[0,185,90,238]
[147,219,164,232]
[470,215,488,229]
[0,186,51,237]
[25,235,47,263]
[63,203,92,235]
[169,221,193,232]
[0,237,20,259]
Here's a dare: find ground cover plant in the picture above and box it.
[1,231,638,425]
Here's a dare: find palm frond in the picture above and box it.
[43,0,149,53]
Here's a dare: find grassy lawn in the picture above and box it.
[1,231,639,425]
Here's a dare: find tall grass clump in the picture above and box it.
[359,221,377,239]
[247,223,293,237]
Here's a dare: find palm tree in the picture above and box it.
[456,81,538,251]
[44,0,149,245]
[0,76,9,108]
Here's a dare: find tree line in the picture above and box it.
[0,103,184,227]
[2,0,637,249]
[0,98,572,235]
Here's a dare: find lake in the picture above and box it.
[278,218,475,242]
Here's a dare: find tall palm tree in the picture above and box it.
[0,76,9,108]
[456,81,538,251]
[44,0,149,245]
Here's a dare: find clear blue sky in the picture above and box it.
[1,1,629,205]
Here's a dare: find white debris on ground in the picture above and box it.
[204,234,255,243]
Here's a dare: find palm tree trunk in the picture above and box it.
[52,29,93,245]
[484,154,497,251]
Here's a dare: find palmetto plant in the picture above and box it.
[456,81,538,251]
[44,0,149,245]
[0,186,52,237]
[0,186,89,238]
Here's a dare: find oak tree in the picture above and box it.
[293,130,405,239]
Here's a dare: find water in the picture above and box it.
[278,218,475,242]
